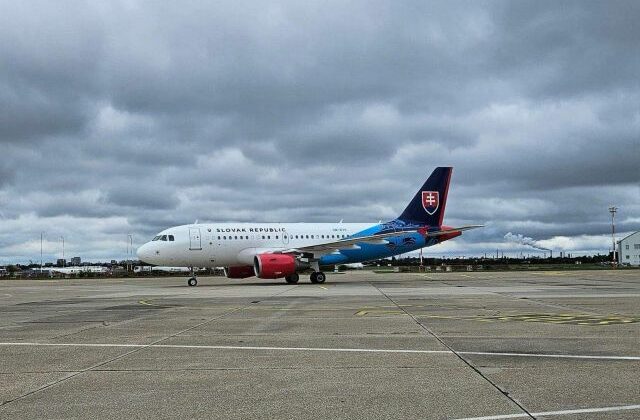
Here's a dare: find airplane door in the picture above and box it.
[189,228,202,250]
[282,232,290,245]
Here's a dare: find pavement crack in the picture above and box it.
[0,285,299,408]
[367,280,537,420]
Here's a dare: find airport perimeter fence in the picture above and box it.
[370,263,638,273]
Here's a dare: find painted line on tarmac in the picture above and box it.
[0,342,639,360]
[456,351,640,361]
[454,403,640,420]
[138,299,161,307]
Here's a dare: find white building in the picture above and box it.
[618,231,640,266]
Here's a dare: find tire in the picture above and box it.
[310,272,318,284]
[315,272,326,284]
[285,273,299,284]
[187,277,198,287]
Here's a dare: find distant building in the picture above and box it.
[618,231,640,266]
[70,257,81,266]
[56,259,66,267]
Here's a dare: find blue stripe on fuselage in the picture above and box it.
[318,223,439,266]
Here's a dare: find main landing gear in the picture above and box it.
[308,260,326,284]
[284,272,325,284]
[187,267,198,287]
[310,271,326,284]
[285,273,299,284]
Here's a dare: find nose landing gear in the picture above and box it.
[187,267,198,287]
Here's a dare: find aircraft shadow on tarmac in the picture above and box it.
[165,282,283,288]
[164,279,367,288]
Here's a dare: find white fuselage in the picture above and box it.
[137,223,373,268]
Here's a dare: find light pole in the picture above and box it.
[127,234,133,272]
[40,232,43,274]
[609,206,617,267]
[59,236,65,266]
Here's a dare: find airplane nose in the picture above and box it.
[137,243,151,263]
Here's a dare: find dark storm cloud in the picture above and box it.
[0,0,639,263]
[492,1,640,98]
[103,188,180,210]
[0,2,103,144]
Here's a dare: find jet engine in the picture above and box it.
[253,254,305,279]
[224,266,255,279]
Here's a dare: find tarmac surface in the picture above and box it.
[0,269,639,419]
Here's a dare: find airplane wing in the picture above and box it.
[280,230,417,255]
[277,225,483,257]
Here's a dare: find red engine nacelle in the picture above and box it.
[224,266,255,279]
[253,254,297,279]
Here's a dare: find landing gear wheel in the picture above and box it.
[310,271,326,284]
[187,277,198,287]
[315,271,326,284]
[285,273,299,284]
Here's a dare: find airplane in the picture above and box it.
[136,167,482,286]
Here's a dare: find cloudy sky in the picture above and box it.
[1,1,638,264]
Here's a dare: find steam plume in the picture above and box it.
[504,232,551,251]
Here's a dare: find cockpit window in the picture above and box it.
[161,235,168,241]
[152,236,161,241]
[168,235,174,241]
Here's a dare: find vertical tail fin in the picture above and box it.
[397,167,452,226]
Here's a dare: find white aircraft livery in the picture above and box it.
[137,167,482,286]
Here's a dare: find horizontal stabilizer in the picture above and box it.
[423,225,484,237]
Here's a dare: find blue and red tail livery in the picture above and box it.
[398,166,452,226]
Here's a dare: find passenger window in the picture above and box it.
[268,236,271,239]
[218,236,221,240]
[234,236,237,240]
[276,236,279,239]
[223,236,226,240]
[262,236,265,239]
